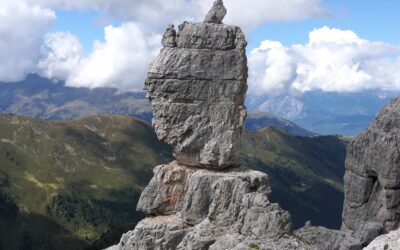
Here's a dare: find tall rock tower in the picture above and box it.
[108,1,306,249]
[145,3,247,169]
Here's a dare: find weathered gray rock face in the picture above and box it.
[363,228,400,250]
[204,0,227,24]
[137,161,275,226]
[136,163,197,216]
[295,226,362,250]
[113,215,187,250]
[342,96,400,246]
[145,0,247,169]
[111,162,304,250]
[161,24,177,47]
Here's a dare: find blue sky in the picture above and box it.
[50,10,103,53]
[49,0,400,53]
[249,0,400,49]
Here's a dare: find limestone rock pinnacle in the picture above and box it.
[161,24,177,48]
[204,0,227,24]
[145,1,247,169]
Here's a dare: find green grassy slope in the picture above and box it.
[0,114,172,250]
[242,126,348,229]
[0,115,347,249]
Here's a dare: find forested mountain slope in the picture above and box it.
[0,115,347,249]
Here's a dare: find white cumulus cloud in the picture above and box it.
[67,22,161,90]
[2,0,329,89]
[249,26,400,95]
[0,0,55,82]
[28,0,203,31]
[249,40,296,95]
[224,0,328,31]
[39,32,83,81]
[30,0,328,31]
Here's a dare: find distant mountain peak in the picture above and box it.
[247,91,400,135]
[0,74,151,121]
[246,111,317,137]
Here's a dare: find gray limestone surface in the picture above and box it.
[111,162,304,250]
[145,0,247,169]
[295,226,362,250]
[342,97,400,246]
[111,214,187,250]
[363,228,400,250]
[204,0,227,24]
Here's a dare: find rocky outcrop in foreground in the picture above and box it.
[299,96,400,249]
[364,228,400,250]
[108,1,400,249]
[342,96,400,246]
[116,161,306,249]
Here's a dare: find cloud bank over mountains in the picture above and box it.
[2,0,400,94]
[29,0,328,31]
[249,26,400,95]
[0,0,329,90]
[0,0,54,82]
[39,25,161,90]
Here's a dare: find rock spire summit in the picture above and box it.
[145,0,247,169]
[204,0,227,24]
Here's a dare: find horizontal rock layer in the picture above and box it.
[176,22,246,50]
[147,48,247,80]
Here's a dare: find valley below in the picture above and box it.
[0,114,347,249]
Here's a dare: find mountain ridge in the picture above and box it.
[0,114,347,249]
[0,74,152,121]
[246,111,317,137]
[0,114,172,249]
[247,91,399,135]
[0,74,319,138]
